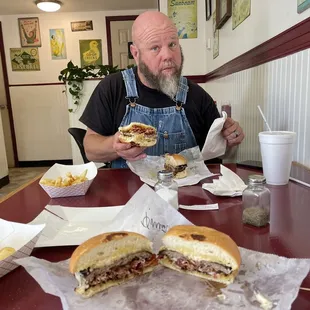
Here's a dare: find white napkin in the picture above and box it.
[202,165,247,197]
[202,111,227,160]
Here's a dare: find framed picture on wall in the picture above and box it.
[298,0,310,13]
[10,47,40,71]
[216,0,232,29]
[79,39,102,67]
[18,17,42,47]
[232,0,251,30]
[206,0,212,21]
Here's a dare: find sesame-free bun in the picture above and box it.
[165,154,187,167]
[118,122,157,147]
[69,231,153,274]
[70,231,157,297]
[159,225,241,285]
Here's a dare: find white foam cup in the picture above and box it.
[258,131,296,185]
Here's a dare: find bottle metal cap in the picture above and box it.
[157,170,173,181]
[248,174,266,184]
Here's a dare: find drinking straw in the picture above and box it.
[257,105,272,132]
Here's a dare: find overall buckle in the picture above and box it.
[176,101,183,111]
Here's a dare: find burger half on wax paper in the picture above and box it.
[164,153,188,179]
[158,225,241,285]
[118,122,157,147]
[69,231,158,298]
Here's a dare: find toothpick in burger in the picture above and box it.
[158,225,241,285]
[70,231,158,298]
[118,122,157,147]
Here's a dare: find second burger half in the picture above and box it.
[158,225,241,285]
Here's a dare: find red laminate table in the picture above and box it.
[0,165,309,309]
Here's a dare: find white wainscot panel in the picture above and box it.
[10,85,71,161]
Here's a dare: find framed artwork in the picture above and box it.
[49,29,67,60]
[298,0,310,13]
[168,0,198,39]
[206,0,212,21]
[10,48,40,71]
[18,17,41,47]
[79,39,102,67]
[71,20,93,32]
[213,12,219,59]
[232,0,251,30]
[216,0,232,29]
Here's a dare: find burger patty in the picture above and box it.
[121,126,156,135]
[158,250,232,276]
[78,251,156,288]
[164,164,187,175]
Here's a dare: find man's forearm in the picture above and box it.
[83,133,119,163]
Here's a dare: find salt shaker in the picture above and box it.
[242,175,270,227]
[154,170,179,210]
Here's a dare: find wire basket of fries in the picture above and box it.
[39,162,97,198]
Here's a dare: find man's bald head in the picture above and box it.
[132,11,177,47]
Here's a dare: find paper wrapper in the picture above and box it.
[201,111,227,161]
[127,146,215,187]
[30,205,124,247]
[202,165,247,197]
[39,162,97,198]
[0,219,45,278]
[15,185,310,309]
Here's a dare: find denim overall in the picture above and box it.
[112,68,197,168]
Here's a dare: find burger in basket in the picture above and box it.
[118,122,157,147]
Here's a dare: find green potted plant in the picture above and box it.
[58,61,123,112]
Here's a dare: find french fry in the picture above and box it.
[40,169,88,187]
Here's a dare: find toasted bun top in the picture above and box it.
[119,122,156,133]
[165,154,187,167]
[161,225,241,270]
[69,231,153,274]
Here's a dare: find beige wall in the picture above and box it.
[159,0,207,75]
[0,9,149,162]
[206,0,310,73]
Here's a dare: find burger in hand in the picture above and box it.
[164,154,188,179]
[118,122,157,147]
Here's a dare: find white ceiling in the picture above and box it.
[0,0,158,15]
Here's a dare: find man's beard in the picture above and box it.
[138,49,184,99]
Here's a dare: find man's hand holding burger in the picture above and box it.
[115,122,158,162]
[113,132,147,162]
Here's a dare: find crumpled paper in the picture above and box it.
[15,185,310,310]
[202,165,247,197]
[202,111,227,161]
[127,146,215,187]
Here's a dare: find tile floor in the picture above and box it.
[0,167,50,200]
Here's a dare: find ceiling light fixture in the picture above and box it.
[35,0,62,12]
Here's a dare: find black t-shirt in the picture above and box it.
[80,67,220,151]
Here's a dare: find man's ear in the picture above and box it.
[130,44,139,62]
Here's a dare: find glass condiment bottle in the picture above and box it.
[242,175,270,227]
[154,170,179,210]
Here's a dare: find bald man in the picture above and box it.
[80,11,244,168]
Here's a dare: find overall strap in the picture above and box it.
[121,68,139,100]
[175,76,189,106]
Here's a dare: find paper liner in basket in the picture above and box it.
[0,219,45,278]
[39,162,97,198]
